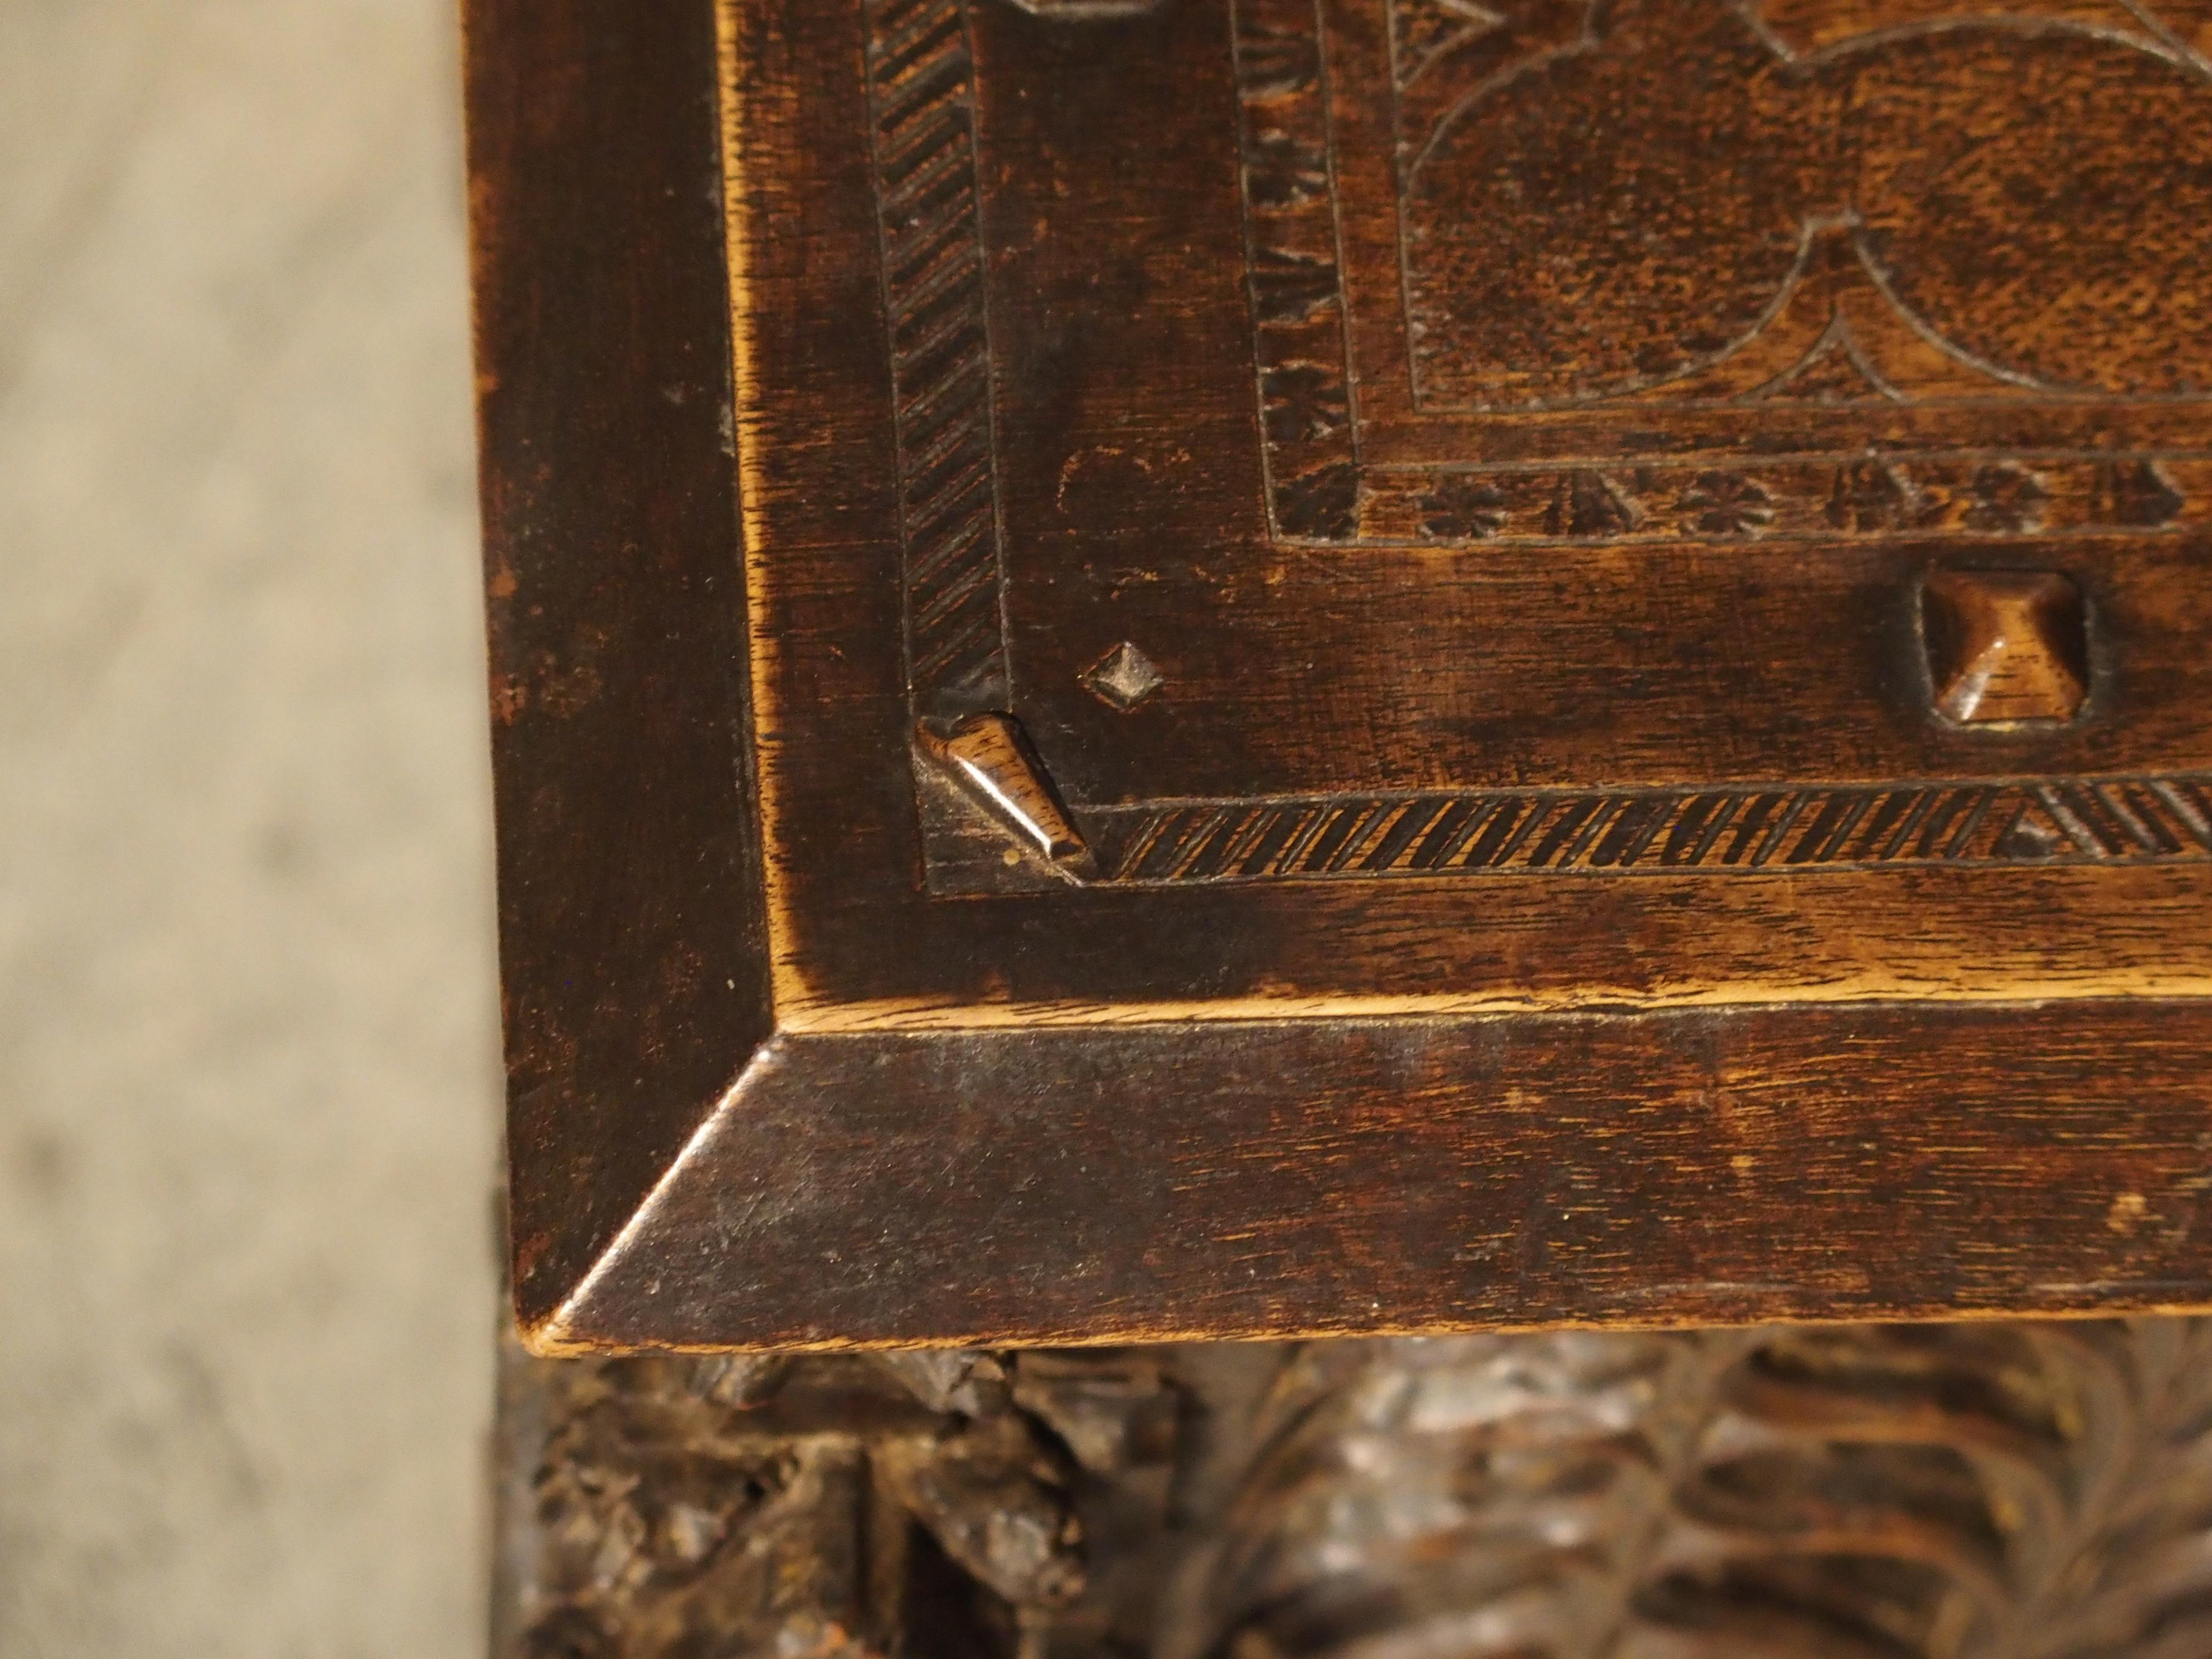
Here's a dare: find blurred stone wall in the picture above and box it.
[0,0,499,1652]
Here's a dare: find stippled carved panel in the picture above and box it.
[1396,0,2212,407]
[1234,0,2212,546]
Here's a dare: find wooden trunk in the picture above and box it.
[466,0,2212,1647]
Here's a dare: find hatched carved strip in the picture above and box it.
[1232,0,1361,542]
[863,0,1012,714]
[1083,774,2212,882]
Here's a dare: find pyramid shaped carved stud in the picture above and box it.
[915,712,1097,879]
[1922,569,2088,725]
[1080,642,1163,712]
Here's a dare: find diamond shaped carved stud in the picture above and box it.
[1080,642,1164,712]
[1921,569,2088,725]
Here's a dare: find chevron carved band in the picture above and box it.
[1083,774,2212,884]
[864,0,1013,715]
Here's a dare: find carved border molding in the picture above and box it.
[864,0,1014,717]
[1080,773,2212,883]
[1363,456,2200,545]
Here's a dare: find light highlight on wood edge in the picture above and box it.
[526,1277,2212,1356]
[532,1041,784,1353]
[770,967,2212,1034]
[717,0,813,1031]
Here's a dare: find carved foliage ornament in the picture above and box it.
[1200,1322,2212,1659]
[499,1321,2212,1659]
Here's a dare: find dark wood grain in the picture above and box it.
[537,1002,2212,1350]
[465,0,771,1331]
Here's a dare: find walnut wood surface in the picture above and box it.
[721,0,2212,1022]
[465,0,774,1322]
[466,0,2212,1348]
[539,1006,2212,1350]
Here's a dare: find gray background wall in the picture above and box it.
[1,0,498,1651]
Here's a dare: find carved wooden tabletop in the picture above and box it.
[467,0,2212,1350]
